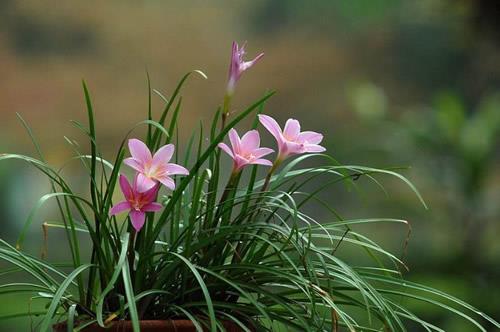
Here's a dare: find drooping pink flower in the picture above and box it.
[110,175,162,232]
[218,128,274,171]
[124,139,189,192]
[258,114,326,160]
[227,41,264,95]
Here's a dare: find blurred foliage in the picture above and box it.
[402,91,500,266]
[348,80,387,120]
[0,0,97,56]
[251,0,399,34]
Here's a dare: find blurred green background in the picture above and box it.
[1,0,499,330]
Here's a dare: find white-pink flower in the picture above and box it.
[227,41,264,95]
[258,114,326,160]
[218,128,274,171]
[110,175,162,232]
[124,139,189,192]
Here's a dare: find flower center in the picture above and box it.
[131,200,143,211]
[283,134,297,142]
[128,194,147,212]
[144,163,167,178]
[242,152,255,161]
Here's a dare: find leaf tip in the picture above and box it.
[194,69,208,79]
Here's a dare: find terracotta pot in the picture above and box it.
[53,319,245,332]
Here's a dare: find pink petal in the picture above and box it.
[152,144,174,165]
[237,41,246,56]
[283,119,301,140]
[298,131,323,145]
[135,173,157,193]
[218,143,234,159]
[234,155,249,170]
[284,141,304,156]
[110,201,130,216]
[165,163,189,176]
[251,158,273,167]
[240,130,260,151]
[128,139,152,164]
[229,41,238,79]
[129,210,146,232]
[304,144,326,153]
[123,158,144,173]
[258,115,283,142]
[241,52,264,71]
[157,176,176,190]
[228,128,241,154]
[119,175,134,201]
[142,183,160,203]
[142,202,163,212]
[252,147,274,159]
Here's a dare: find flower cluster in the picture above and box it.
[221,41,325,171]
[218,115,326,173]
[110,139,188,231]
[110,41,326,232]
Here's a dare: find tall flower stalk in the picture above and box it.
[222,41,264,128]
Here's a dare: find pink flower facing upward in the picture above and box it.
[110,175,162,232]
[124,139,189,193]
[226,41,264,95]
[218,128,274,172]
[258,114,326,161]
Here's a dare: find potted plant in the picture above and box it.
[0,42,498,331]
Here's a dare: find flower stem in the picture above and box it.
[221,94,232,131]
[215,169,240,222]
[261,159,281,193]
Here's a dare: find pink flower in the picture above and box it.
[258,114,326,160]
[227,41,264,95]
[218,128,274,171]
[124,139,189,192]
[110,175,162,232]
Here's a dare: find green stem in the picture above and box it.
[221,94,232,131]
[257,156,283,195]
[214,169,240,223]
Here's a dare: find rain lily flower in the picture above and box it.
[218,128,274,171]
[124,139,189,192]
[226,41,264,95]
[110,175,162,232]
[258,114,326,161]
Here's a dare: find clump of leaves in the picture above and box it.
[1,53,498,331]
